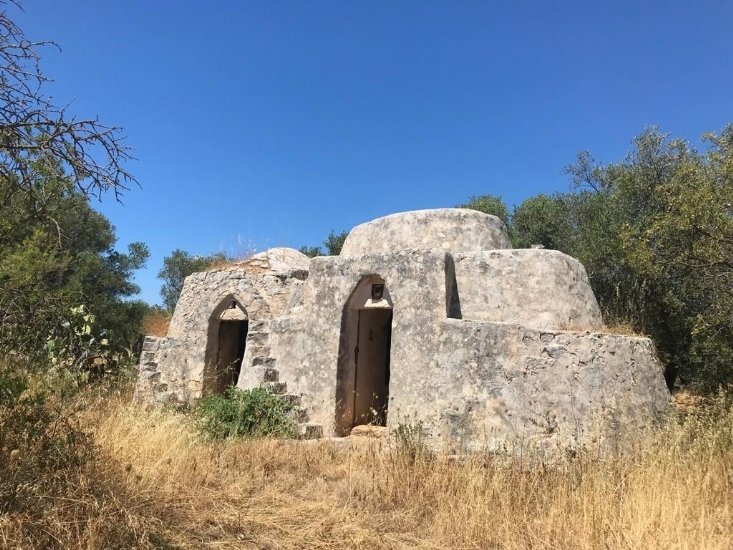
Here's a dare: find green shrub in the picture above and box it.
[196,386,296,440]
[0,364,94,514]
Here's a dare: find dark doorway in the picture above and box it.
[336,276,393,435]
[352,308,392,427]
[214,320,248,394]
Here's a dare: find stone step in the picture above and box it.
[252,356,276,367]
[299,422,323,440]
[238,365,279,388]
[246,343,271,356]
[283,393,301,407]
[142,336,161,352]
[288,407,308,423]
[247,367,280,386]
[140,351,157,364]
[264,381,287,394]
[246,331,271,346]
[250,365,279,383]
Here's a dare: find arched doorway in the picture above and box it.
[335,276,393,435]
[205,298,248,394]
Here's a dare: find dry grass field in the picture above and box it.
[2,388,732,549]
[143,311,171,338]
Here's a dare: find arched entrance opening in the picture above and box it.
[335,276,393,435]
[204,298,248,395]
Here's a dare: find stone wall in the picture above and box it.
[168,248,309,339]
[266,248,670,454]
[394,319,671,455]
[134,248,309,403]
[134,336,197,404]
[134,211,672,457]
[268,249,449,436]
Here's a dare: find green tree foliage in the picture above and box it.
[0,4,144,368]
[502,126,733,389]
[511,194,574,249]
[323,229,348,255]
[598,127,733,388]
[158,250,226,312]
[298,229,349,257]
[0,168,149,359]
[458,194,510,224]
[298,245,321,258]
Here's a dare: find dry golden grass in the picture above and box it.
[599,322,645,336]
[559,321,645,336]
[207,251,256,271]
[672,390,707,414]
[143,310,171,337]
[75,394,733,549]
[0,385,169,549]
[2,386,732,549]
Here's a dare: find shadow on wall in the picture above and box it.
[445,254,462,319]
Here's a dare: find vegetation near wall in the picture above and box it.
[196,386,296,440]
[463,126,733,390]
[157,250,227,312]
[0,1,148,368]
[1,1,732,545]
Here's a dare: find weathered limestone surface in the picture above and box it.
[135,336,198,403]
[135,209,672,456]
[395,320,670,455]
[268,249,449,436]
[453,249,604,330]
[168,247,309,338]
[134,248,309,402]
[135,336,164,404]
[267,248,669,452]
[340,208,512,257]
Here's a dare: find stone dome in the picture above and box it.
[340,208,511,257]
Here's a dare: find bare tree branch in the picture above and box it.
[0,1,136,201]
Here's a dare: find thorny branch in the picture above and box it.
[0,1,136,201]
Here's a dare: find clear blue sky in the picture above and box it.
[16,1,733,305]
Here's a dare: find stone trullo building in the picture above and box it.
[135,209,671,454]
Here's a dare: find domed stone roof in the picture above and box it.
[217,247,310,275]
[340,208,511,257]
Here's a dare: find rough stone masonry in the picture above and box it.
[135,208,671,456]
